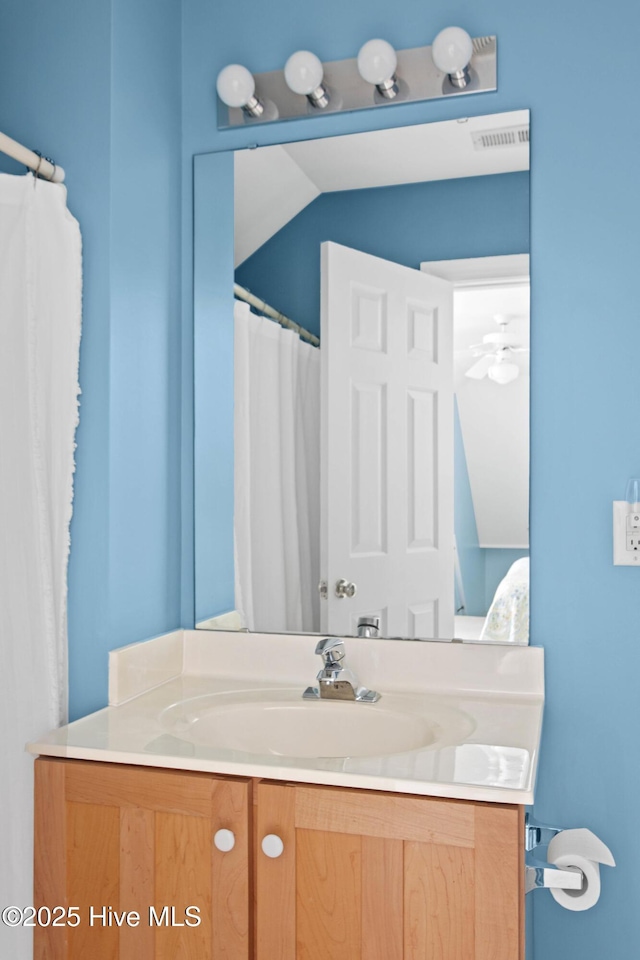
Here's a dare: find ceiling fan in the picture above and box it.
[465,314,529,385]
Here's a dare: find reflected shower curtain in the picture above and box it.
[234,301,320,633]
[0,174,81,958]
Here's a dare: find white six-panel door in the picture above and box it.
[320,242,454,639]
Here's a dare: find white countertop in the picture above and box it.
[29,629,544,805]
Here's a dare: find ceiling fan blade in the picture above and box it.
[469,342,496,355]
[465,354,494,380]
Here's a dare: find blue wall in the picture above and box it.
[455,394,529,613]
[0,0,183,720]
[184,1,640,958]
[1,0,638,956]
[455,405,529,616]
[454,400,485,616]
[237,172,529,339]
[106,1,183,666]
[484,547,529,609]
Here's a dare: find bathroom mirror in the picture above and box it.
[194,109,530,643]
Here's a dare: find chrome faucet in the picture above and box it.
[303,638,381,702]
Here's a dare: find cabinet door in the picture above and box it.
[255,781,523,960]
[34,758,251,960]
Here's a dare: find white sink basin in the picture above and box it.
[160,691,474,759]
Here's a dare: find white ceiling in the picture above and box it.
[234,146,320,267]
[234,109,530,265]
[452,282,530,548]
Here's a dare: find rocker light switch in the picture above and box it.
[613,501,640,565]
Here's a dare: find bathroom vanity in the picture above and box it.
[30,630,543,960]
[35,758,522,959]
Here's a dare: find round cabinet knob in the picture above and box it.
[214,828,236,853]
[261,834,285,859]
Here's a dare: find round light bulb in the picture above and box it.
[357,39,398,86]
[216,64,256,108]
[431,27,473,75]
[284,51,324,96]
[488,360,519,385]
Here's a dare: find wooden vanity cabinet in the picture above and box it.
[34,758,251,960]
[34,758,524,960]
[256,781,524,960]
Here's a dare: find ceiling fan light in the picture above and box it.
[487,361,519,385]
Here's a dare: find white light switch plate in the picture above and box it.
[613,501,640,565]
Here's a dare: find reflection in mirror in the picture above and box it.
[195,110,530,642]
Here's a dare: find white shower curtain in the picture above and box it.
[234,301,320,634]
[0,174,81,957]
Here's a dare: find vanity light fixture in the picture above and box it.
[284,51,330,109]
[216,28,496,128]
[216,64,265,118]
[431,27,474,89]
[357,39,399,99]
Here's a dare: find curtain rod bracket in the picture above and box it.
[0,130,65,183]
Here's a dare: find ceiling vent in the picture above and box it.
[472,125,530,150]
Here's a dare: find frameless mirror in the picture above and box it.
[194,109,530,642]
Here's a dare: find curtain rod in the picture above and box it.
[234,283,319,347]
[0,131,65,183]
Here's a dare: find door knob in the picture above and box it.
[261,834,285,858]
[335,579,357,599]
[214,828,236,852]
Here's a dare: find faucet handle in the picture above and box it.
[315,637,345,664]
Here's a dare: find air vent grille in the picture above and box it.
[471,36,496,55]
[472,126,530,151]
